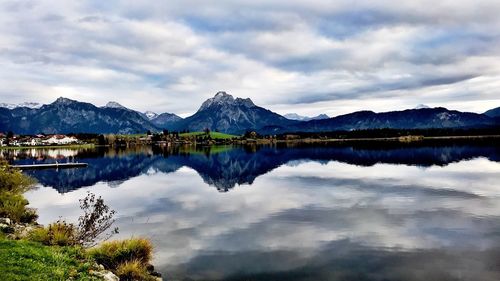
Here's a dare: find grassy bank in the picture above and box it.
[179,131,238,139]
[0,161,161,280]
[0,238,100,281]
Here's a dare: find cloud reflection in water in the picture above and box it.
[20,142,500,280]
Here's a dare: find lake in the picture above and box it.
[5,140,500,281]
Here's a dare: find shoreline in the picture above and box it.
[0,134,499,150]
[231,134,500,145]
[274,134,500,143]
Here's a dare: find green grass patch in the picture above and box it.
[28,221,78,246]
[88,238,153,271]
[88,238,156,280]
[179,131,238,139]
[0,238,99,281]
[116,259,155,281]
[112,134,147,139]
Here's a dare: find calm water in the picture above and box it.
[5,140,500,281]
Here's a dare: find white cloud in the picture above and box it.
[1,0,499,115]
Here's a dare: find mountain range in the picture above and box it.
[0,102,42,110]
[0,93,499,134]
[284,113,329,121]
[262,107,496,134]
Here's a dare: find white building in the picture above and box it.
[30,138,43,146]
[43,135,79,145]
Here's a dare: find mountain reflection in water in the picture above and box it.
[4,139,500,193]
[8,139,500,280]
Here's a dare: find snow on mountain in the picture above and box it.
[144,111,158,120]
[414,104,430,109]
[284,113,329,121]
[103,101,128,109]
[0,102,42,109]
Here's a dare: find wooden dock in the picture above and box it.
[12,163,88,170]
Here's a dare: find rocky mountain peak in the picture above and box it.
[212,91,234,103]
[198,92,256,112]
[215,91,230,98]
[199,91,234,111]
[53,97,77,106]
[104,101,127,109]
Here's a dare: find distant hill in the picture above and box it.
[484,107,500,118]
[170,92,296,134]
[151,112,183,129]
[262,107,496,134]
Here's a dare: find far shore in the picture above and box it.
[1,134,500,150]
[272,134,500,143]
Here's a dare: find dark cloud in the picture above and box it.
[285,73,478,104]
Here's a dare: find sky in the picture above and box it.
[1,0,500,117]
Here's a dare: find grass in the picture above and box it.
[88,238,155,281]
[0,238,100,281]
[11,230,156,280]
[28,221,78,246]
[113,134,147,138]
[115,259,154,281]
[179,131,239,139]
[88,238,153,270]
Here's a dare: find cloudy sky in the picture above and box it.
[1,0,500,117]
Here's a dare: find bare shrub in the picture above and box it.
[76,192,118,247]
